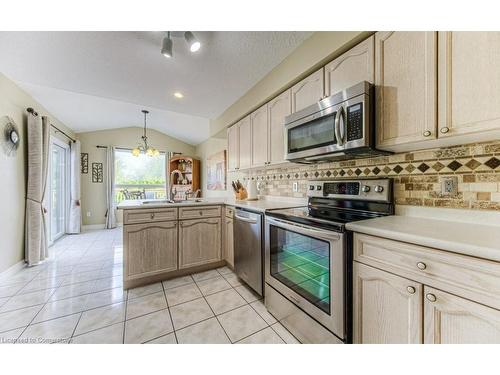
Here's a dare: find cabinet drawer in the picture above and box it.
[179,205,221,219]
[225,206,235,218]
[354,233,500,310]
[123,208,178,224]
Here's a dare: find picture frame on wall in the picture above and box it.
[81,153,88,174]
[92,162,103,183]
[206,150,226,191]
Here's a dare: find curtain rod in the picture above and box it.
[96,145,179,154]
[27,107,76,143]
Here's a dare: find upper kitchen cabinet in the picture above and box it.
[250,104,269,168]
[291,68,324,113]
[375,32,437,151]
[324,35,375,96]
[438,32,500,138]
[268,89,292,165]
[227,124,239,172]
[238,115,252,170]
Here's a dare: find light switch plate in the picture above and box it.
[441,176,458,197]
[86,211,91,217]
[292,182,299,192]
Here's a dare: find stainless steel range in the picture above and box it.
[264,178,394,343]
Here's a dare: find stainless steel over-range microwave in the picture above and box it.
[284,81,390,163]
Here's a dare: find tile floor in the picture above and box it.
[0,228,299,344]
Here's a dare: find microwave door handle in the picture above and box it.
[334,107,343,146]
[339,106,346,145]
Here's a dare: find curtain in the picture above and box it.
[67,140,82,234]
[25,115,50,265]
[165,151,173,199]
[105,146,116,229]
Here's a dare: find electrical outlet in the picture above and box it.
[86,211,91,217]
[441,176,458,196]
[292,182,299,192]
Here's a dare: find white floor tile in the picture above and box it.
[165,283,202,306]
[271,323,300,344]
[234,285,262,303]
[71,322,124,344]
[205,288,247,315]
[18,313,81,344]
[238,327,285,344]
[74,302,125,335]
[0,305,42,333]
[196,276,232,296]
[162,275,194,290]
[33,294,89,323]
[124,309,173,344]
[218,305,267,343]
[250,300,277,325]
[145,332,177,344]
[0,289,55,312]
[127,282,162,300]
[169,298,214,330]
[176,317,230,344]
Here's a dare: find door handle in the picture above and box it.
[234,214,258,224]
[334,106,345,146]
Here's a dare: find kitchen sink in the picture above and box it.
[141,199,205,205]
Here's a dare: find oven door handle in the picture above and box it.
[267,218,341,241]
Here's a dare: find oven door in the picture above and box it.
[284,105,342,161]
[265,216,345,339]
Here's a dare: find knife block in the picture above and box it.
[234,188,248,201]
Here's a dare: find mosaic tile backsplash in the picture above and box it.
[237,140,500,211]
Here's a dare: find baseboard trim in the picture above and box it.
[0,260,26,280]
[82,223,123,231]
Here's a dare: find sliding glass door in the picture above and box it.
[49,138,69,243]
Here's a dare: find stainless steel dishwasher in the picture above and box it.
[233,207,263,296]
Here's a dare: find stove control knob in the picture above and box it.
[309,185,315,190]
[374,185,384,193]
[361,185,371,193]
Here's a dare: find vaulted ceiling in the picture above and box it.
[0,31,312,144]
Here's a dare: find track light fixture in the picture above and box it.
[161,32,173,58]
[161,31,201,59]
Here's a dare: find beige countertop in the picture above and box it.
[346,215,500,262]
[117,197,306,213]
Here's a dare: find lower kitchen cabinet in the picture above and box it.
[424,286,500,344]
[224,216,234,268]
[179,217,222,269]
[353,262,423,344]
[124,221,178,279]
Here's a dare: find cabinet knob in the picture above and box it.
[199,211,203,216]
[150,213,155,219]
[407,286,416,294]
[416,262,427,270]
[423,130,431,137]
[440,127,450,134]
[426,293,437,302]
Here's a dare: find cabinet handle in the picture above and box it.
[416,262,427,270]
[426,293,437,302]
[407,286,416,294]
[423,130,431,137]
[440,127,450,134]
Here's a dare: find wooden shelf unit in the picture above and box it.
[168,156,201,199]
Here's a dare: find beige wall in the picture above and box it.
[0,72,75,274]
[209,31,369,137]
[78,127,195,226]
[195,130,231,199]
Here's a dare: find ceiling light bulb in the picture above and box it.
[174,92,184,99]
[146,147,154,157]
[153,149,160,156]
[132,148,140,157]
[184,32,201,53]
[161,35,173,58]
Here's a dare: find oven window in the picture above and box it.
[288,112,336,153]
[269,225,331,314]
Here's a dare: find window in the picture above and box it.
[114,149,167,203]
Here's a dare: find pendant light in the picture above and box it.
[132,110,159,157]
[184,31,201,52]
[161,32,173,58]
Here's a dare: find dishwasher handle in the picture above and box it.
[234,214,259,224]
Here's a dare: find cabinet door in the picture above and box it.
[224,217,234,268]
[438,32,500,137]
[268,89,291,165]
[291,68,324,113]
[179,218,221,269]
[227,124,239,172]
[238,116,251,170]
[325,35,375,96]
[424,286,500,344]
[353,262,423,344]
[250,104,269,168]
[124,222,178,278]
[375,31,437,149]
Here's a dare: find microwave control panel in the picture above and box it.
[346,103,363,141]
